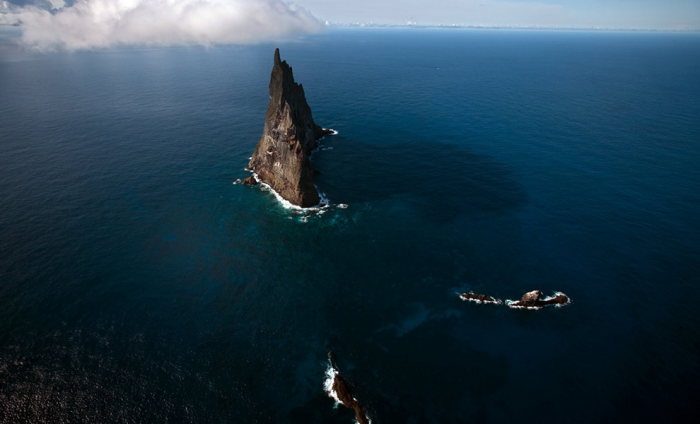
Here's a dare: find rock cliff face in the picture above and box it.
[248,48,331,208]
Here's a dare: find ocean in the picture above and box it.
[1,28,699,423]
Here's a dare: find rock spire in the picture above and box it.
[248,48,332,207]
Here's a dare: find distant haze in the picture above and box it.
[297,0,700,30]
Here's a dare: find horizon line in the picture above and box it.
[321,22,700,33]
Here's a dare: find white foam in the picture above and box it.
[250,172,329,211]
[505,300,542,310]
[323,361,343,407]
[316,186,330,207]
[325,128,339,136]
[246,148,343,213]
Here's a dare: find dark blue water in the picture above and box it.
[1,29,699,423]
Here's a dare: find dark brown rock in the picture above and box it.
[519,290,544,307]
[537,293,570,306]
[248,48,331,207]
[241,176,258,186]
[459,292,501,304]
[331,373,370,424]
[508,291,571,309]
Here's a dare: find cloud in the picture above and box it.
[0,0,324,50]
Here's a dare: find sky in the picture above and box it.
[0,0,698,50]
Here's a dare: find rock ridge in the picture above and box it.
[324,352,371,424]
[459,290,571,310]
[247,48,332,208]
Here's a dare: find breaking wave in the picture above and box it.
[323,357,343,407]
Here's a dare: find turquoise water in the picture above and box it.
[1,29,699,422]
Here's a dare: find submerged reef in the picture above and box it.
[247,48,333,208]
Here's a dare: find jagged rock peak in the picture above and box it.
[247,48,332,208]
[274,47,281,65]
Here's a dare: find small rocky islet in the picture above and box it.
[460,290,571,309]
[324,352,371,424]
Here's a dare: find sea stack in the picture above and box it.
[248,48,332,207]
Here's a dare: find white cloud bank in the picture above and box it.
[0,0,324,50]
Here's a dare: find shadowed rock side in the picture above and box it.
[248,48,333,208]
[241,176,258,186]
